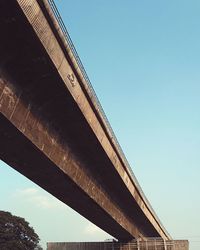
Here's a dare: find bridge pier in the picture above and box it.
[47,239,189,250]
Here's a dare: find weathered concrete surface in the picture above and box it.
[47,240,189,250]
[0,0,170,241]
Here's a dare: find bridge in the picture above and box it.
[0,0,170,242]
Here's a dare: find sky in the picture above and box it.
[1,0,200,249]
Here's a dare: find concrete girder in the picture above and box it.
[0,0,170,241]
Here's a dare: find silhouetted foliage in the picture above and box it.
[0,210,42,250]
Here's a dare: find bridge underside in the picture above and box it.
[0,0,169,241]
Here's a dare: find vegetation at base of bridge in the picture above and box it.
[0,210,42,250]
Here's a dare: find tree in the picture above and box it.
[0,210,42,250]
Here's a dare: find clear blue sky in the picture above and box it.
[1,0,200,249]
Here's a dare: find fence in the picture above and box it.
[47,239,189,250]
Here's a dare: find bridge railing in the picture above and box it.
[46,0,169,237]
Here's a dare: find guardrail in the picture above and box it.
[46,0,169,238]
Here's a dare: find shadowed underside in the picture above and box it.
[0,0,170,241]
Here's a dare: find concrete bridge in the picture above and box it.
[0,0,170,242]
